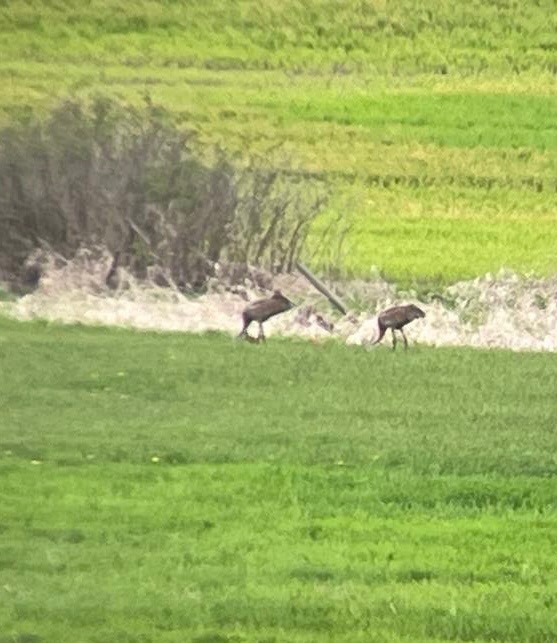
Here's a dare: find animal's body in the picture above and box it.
[372,304,425,350]
[238,290,295,342]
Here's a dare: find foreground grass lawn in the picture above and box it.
[1,317,557,641]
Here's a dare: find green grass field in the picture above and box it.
[2,0,557,284]
[1,317,557,641]
[2,6,557,641]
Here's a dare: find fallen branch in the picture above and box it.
[295,261,347,315]
[126,217,152,246]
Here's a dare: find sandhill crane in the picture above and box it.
[372,304,425,350]
[238,290,295,342]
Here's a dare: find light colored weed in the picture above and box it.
[3,250,557,352]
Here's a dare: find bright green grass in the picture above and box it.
[1,317,557,641]
[1,0,557,284]
[258,92,557,150]
[4,63,557,157]
[309,185,557,283]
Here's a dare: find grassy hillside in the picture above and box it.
[1,317,557,641]
[1,0,557,283]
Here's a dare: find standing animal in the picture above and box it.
[372,304,425,350]
[238,290,295,342]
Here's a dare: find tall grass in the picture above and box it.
[2,0,557,75]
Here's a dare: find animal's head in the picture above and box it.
[408,304,426,320]
[272,289,295,309]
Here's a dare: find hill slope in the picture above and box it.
[1,0,557,283]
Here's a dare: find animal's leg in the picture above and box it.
[391,328,397,350]
[372,322,387,345]
[258,322,266,342]
[400,328,408,350]
[238,313,251,339]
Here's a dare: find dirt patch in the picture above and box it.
[2,249,557,352]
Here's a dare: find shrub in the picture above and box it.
[0,97,328,291]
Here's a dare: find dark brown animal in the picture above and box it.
[372,304,425,350]
[238,290,295,342]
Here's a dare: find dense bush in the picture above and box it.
[0,97,327,290]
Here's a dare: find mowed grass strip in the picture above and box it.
[1,317,557,641]
[257,91,557,151]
